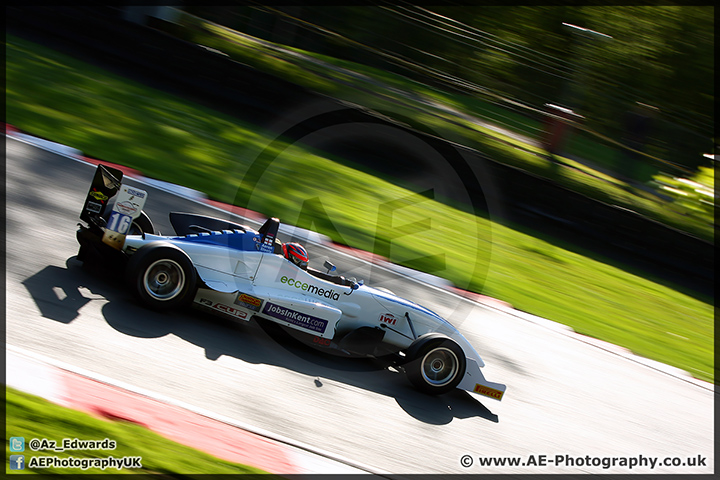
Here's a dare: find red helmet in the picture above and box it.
[282,242,308,269]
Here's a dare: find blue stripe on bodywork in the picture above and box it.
[170,231,261,252]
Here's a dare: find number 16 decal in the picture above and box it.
[107,211,132,234]
[102,185,147,250]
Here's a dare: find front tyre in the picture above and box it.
[127,243,196,310]
[405,334,466,395]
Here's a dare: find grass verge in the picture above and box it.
[5,34,713,383]
[5,387,270,475]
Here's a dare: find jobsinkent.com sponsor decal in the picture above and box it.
[262,302,328,334]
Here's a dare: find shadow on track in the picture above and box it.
[23,256,500,425]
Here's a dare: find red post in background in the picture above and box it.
[541,103,584,157]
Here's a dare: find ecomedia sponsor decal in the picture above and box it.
[262,302,328,334]
[280,276,340,301]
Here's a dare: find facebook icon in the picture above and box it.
[10,455,25,470]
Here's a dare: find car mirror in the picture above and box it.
[324,260,337,274]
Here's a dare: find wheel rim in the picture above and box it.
[421,347,459,387]
[143,259,185,301]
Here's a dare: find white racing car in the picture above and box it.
[76,164,506,399]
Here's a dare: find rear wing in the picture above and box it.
[80,164,124,228]
[79,164,147,250]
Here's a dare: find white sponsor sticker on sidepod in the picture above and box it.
[102,185,147,250]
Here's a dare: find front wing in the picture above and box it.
[458,358,507,401]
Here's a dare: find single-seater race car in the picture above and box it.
[76,164,506,399]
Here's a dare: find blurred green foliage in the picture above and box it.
[187,5,713,172]
[171,14,713,243]
[652,165,715,226]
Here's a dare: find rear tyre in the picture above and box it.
[127,243,196,311]
[405,334,466,395]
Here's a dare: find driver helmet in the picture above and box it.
[282,242,308,269]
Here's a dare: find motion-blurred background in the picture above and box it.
[6,5,714,384]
